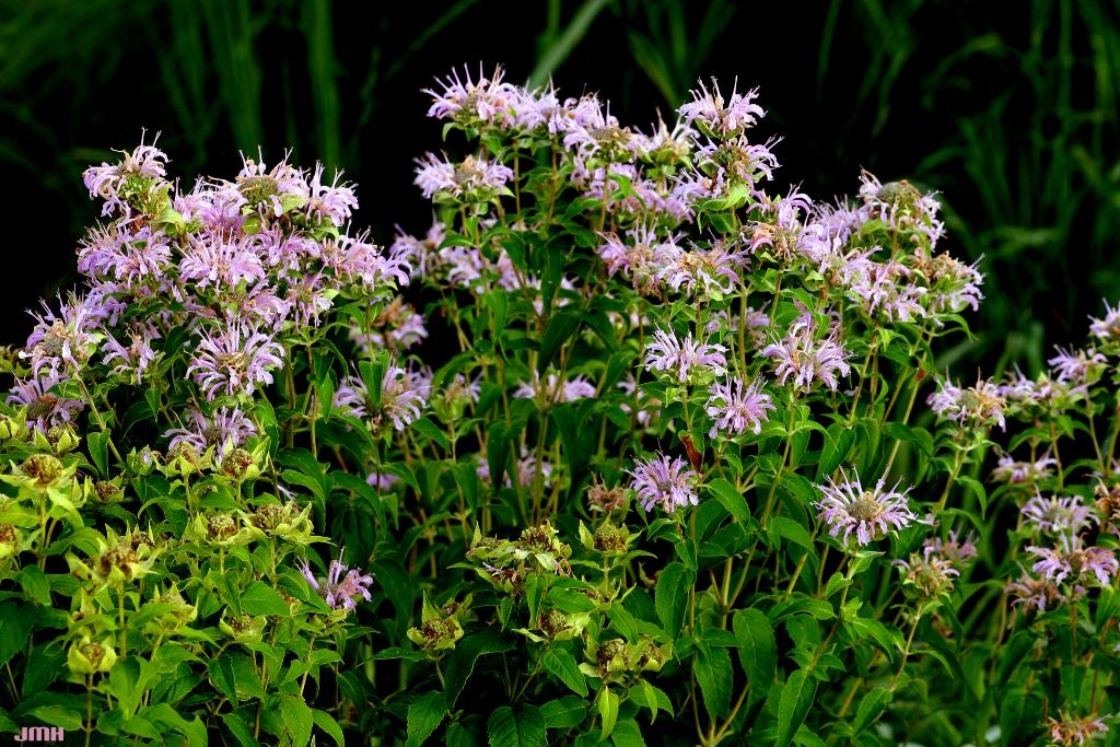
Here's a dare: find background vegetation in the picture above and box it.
[1,0,1119,369]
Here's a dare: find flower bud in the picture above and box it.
[127,447,162,476]
[45,424,81,454]
[67,635,118,675]
[219,610,266,645]
[161,441,210,477]
[0,413,27,442]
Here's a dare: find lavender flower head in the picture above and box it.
[760,327,851,392]
[643,328,727,385]
[1046,714,1109,746]
[186,319,286,402]
[815,471,917,547]
[1089,299,1120,344]
[927,375,1006,431]
[1028,536,1118,587]
[1022,492,1097,537]
[677,78,765,139]
[705,376,776,438]
[991,451,1058,485]
[627,453,699,513]
[299,547,374,614]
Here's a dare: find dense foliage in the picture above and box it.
[1,65,1119,746]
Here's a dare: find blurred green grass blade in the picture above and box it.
[529,0,613,89]
[304,0,340,169]
[201,0,263,153]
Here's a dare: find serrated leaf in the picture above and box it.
[770,516,815,554]
[707,478,751,523]
[411,417,451,452]
[487,705,546,747]
[852,687,892,735]
[141,703,208,746]
[610,718,645,747]
[540,695,585,729]
[598,687,619,741]
[16,566,50,606]
[221,711,257,747]
[733,608,776,707]
[25,705,84,731]
[628,680,673,722]
[957,475,988,516]
[542,648,588,697]
[445,628,516,708]
[0,602,34,668]
[655,562,693,639]
[279,697,313,747]
[775,669,816,747]
[695,641,733,720]
[240,582,289,617]
[87,430,110,477]
[406,691,446,747]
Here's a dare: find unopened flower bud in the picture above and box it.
[67,635,118,675]
[0,413,27,441]
[127,447,162,476]
[45,423,81,454]
[219,610,266,644]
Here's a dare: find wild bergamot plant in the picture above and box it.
[0,65,1117,746]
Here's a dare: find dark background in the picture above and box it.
[3,0,1118,374]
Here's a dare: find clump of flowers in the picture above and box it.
[299,547,375,615]
[815,471,916,547]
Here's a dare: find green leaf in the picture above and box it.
[539,696,586,729]
[598,687,619,741]
[279,697,313,747]
[843,617,901,664]
[542,647,588,697]
[957,475,989,516]
[445,628,516,708]
[16,566,50,606]
[818,423,854,478]
[733,608,776,706]
[707,478,751,523]
[87,430,110,477]
[240,582,289,617]
[140,703,208,747]
[548,587,597,614]
[406,691,447,747]
[610,718,645,747]
[487,705,546,747]
[0,602,35,667]
[221,710,257,747]
[775,669,817,747]
[109,657,155,720]
[412,417,451,452]
[852,687,892,736]
[695,641,733,720]
[446,722,477,747]
[628,681,674,722]
[24,705,84,731]
[22,642,65,698]
[539,309,582,373]
[655,562,693,639]
[769,516,815,554]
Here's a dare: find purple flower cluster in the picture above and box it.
[927,376,1006,431]
[761,325,851,392]
[627,453,699,513]
[334,361,432,433]
[643,328,727,385]
[11,142,413,438]
[815,471,917,547]
[298,548,374,614]
[705,376,775,438]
